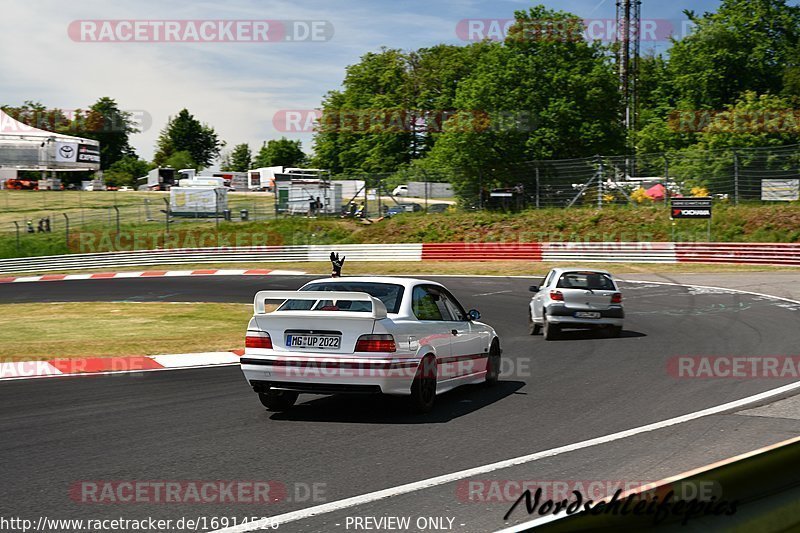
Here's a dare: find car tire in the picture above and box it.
[528,313,541,335]
[410,355,437,413]
[543,315,559,341]
[607,325,623,338]
[485,341,501,386]
[258,390,298,411]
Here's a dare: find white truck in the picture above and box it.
[247,166,284,191]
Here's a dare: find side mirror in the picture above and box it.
[529,285,539,292]
[468,309,481,321]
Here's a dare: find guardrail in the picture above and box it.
[675,242,800,265]
[0,244,423,274]
[1,242,799,274]
[541,242,678,263]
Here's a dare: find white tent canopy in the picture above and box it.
[0,109,100,171]
[0,109,98,144]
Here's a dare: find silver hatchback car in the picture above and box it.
[528,268,624,340]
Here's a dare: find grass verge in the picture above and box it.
[4,203,800,260]
[0,302,251,361]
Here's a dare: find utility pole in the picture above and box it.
[598,158,605,209]
[163,198,170,242]
[616,0,641,178]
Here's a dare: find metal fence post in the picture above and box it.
[597,157,604,209]
[113,205,120,234]
[664,154,670,204]
[376,176,381,216]
[363,176,369,218]
[63,213,69,250]
[733,151,740,205]
[478,169,483,210]
[535,166,540,209]
[163,198,170,241]
[13,221,20,252]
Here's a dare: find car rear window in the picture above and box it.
[288,282,405,314]
[556,272,616,290]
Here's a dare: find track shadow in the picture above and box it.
[546,329,647,341]
[268,380,526,424]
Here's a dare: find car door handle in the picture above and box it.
[451,329,459,336]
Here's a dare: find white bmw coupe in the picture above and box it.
[240,277,501,413]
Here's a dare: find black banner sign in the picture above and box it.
[77,144,101,164]
[671,197,712,219]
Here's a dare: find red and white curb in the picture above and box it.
[0,350,245,381]
[0,268,306,284]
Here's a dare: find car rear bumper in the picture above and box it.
[547,316,623,328]
[546,305,624,327]
[240,355,422,395]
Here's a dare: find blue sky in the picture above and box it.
[0,0,723,164]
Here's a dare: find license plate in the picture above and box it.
[575,311,600,319]
[285,334,341,349]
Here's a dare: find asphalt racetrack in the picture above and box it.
[2,274,800,532]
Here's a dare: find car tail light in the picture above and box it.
[611,293,622,304]
[550,290,564,301]
[355,334,396,352]
[245,331,273,349]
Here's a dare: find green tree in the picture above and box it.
[311,44,489,173]
[426,6,623,195]
[154,109,223,169]
[312,48,412,173]
[661,92,800,194]
[668,0,800,109]
[637,0,800,154]
[1,101,72,132]
[104,155,151,187]
[78,97,140,169]
[164,150,197,171]
[253,137,306,168]
[220,143,252,172]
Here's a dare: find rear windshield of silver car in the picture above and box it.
[277,282,405,314]
[556,272,616,290]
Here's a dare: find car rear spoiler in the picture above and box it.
[253,290,388,319]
